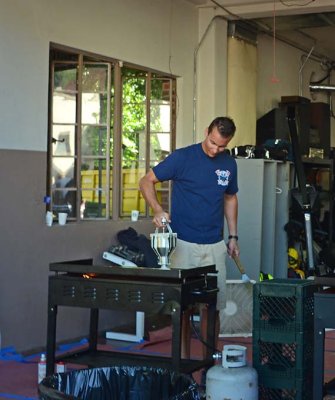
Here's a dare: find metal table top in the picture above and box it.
[49,259,217,280]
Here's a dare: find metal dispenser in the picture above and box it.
[150,217,177,269]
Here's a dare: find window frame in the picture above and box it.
[47,42,176,222]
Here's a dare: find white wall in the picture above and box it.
[227,37,257,148]
[0,0,202,352]
[196,8,229,143]
[257,33,334,146]
[257,33,327,112]
[0,0,198,151]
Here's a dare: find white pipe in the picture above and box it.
[299,45,314,97]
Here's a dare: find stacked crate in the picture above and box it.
[252,279,319,400]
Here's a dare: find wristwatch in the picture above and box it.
[228,235,238,240]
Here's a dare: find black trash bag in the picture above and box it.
[38,366,201,400]
[117,227,159,268]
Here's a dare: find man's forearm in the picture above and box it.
[139,176,163,214]
[224,194,238,235]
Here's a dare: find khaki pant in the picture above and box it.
[170,238,227,310]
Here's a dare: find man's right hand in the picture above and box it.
[153,211,171,228]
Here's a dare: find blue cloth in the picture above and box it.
[153,143,238,244]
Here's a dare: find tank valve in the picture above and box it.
[212,351,222,360]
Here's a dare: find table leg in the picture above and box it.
[46,304,57,376]
[205,302,216,360]
[89,308,99,351]
[314,317,325,400]
[171,303,182,371]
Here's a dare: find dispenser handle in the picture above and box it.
[155,217,174,234]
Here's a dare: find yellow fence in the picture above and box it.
[81,169,153,214]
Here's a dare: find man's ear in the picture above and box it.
[204,128,209,137]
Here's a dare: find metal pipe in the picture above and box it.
[310,83,335,92]
[299,45,314,97]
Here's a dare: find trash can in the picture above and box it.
[38,365,201,400]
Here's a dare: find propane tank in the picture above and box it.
[206,345,258,400]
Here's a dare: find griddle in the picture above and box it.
[46,259,218,375]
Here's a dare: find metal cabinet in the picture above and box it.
[226,159,291,280]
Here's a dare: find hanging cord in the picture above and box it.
[190,313,221,354]
[271,0,280,83]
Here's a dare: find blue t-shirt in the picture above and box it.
[153,143,238,244]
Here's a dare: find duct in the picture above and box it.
[228,21,257,45]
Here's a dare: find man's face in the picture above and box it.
[202,127,232,158]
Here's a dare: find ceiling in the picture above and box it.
[185,0,335,62]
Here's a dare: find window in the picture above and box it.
[48,44,176,221]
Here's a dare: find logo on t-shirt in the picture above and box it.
[215,169,230,186]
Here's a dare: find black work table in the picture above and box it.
[314,277,335,400]
[46,259,218,376]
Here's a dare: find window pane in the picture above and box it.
[150,133,171,165]
[150,104,171,132]
[82,93,108,124]
[81,190,106,218]
[82,64,109,125]
[122,104,146,157]
[81,159,107,188]
[53,92,77,124]
[52,189,77,217]
[52,125,75,156]
[121,164,143,215]
[51,158,75,187]
[122,68,146,100]
[149,78,172,167]
[81,158,107,219]
[81,125,107,156]
[121,69,147,216]
[82,65,108,93]
[51,155,76,218]
[54,64,77,93]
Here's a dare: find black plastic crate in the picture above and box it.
[258,379,314,400]
[253,331,313,383]
[258,384,313,400]
[253,279,319,340]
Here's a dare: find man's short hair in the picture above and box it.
[208,116,236,138]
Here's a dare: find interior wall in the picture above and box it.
[195,8,228,143]
[0,0,198,152]
[256,33,335,140]
[227,37,257,148]
[257,33,316,116]
[0,0,199,352]
[0,149,157,350]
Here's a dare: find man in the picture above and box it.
[139,116,239,357]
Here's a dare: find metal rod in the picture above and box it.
[299,45,314,96]
[310,83,335,92]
